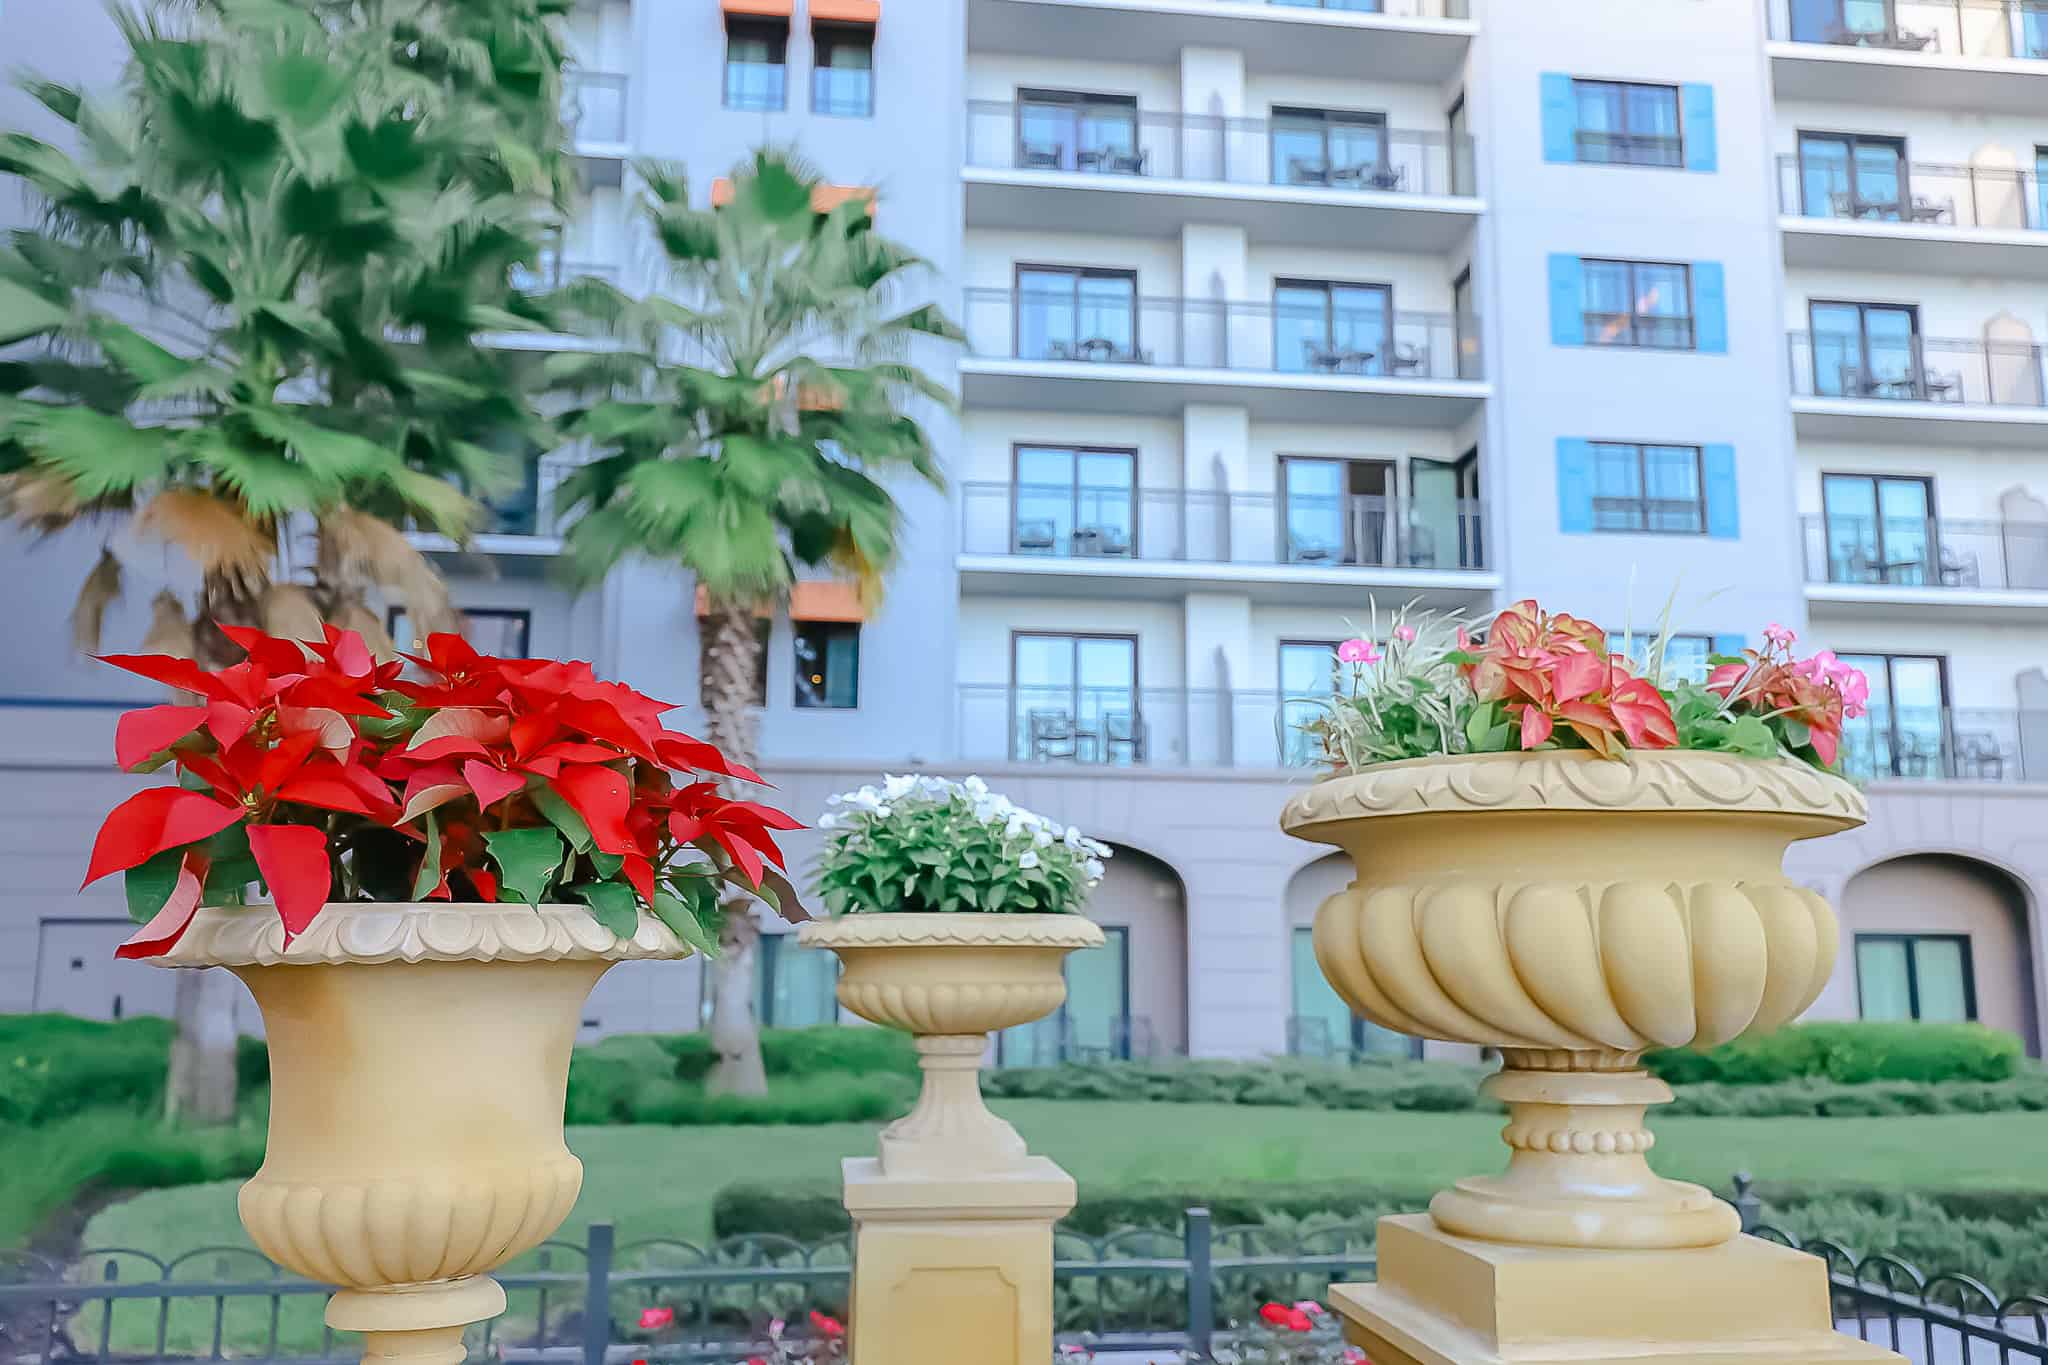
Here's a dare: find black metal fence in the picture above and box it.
[4,1200,2042,1365]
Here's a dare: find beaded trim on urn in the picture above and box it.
[1281,751,1865,833]
[800,912,1106,950]
[151,903,692,967]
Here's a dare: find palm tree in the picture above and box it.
[0,0,574,1122]
[549,151,962,1095]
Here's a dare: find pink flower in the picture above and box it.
[1345,1349,1372,1365]
[1837,665,1869,719]
[1393,624,1416,643]
[637,1307,673,1330]
[1763,623,1797,650]
[1337,638,1381,665]
[1293,1300,1326,1316]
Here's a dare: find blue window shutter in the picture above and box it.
[1693,261,1727,354]
[1541,73,1577,164]
[1711,634,1747,659]
[1548,254,1584,347]
[1681,84,1717,173]
[1703,443,1739,538]
[1557,438,1595,533]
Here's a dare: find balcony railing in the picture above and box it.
[962,483,1486,570]
[1768,0,2048,59]
[960,684,1342,769]
[967,102,1476,197]
[1269,0,1472,15]
[964,289,1481,380]
[1839,705,2047,783]
[1777,154,2048,229]
[564,72,628,145]
[510,251,623,293]
[1787,331,2048,407]
[1801,513,2048,590]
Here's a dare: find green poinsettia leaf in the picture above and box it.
[652,886,719,957]
[124,847,186,924]
[1725,714,1777,758]
[483,826,564,905]
[570,880,640,939]
[532,782,593,852]
[410,809,443,901]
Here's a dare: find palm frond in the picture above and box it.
[71,547,124,654]
[133,487,276,596]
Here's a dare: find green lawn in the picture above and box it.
[82,1102,2048,1256]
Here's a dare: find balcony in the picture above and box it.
[965,0,1475,82]
[1839,706,2047,784]
[958,482,1495,606]
[1786,330,2048,445]
[963,102,1479,250]
[1800,513,2048,619]
[407,450,598,559]
[1766,1,2048,113]
[564,72,629,153]
[1777,155,2048,277]
[959,288,1486,423]
[510,250,625,294]
[957,684,1330,770]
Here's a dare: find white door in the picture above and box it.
[34,919,182,1021]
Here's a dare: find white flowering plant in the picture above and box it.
[815,775,1110,915]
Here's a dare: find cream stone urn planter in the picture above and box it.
[151,902,689,1365]
[1281,750,1864,1251]
[797,912,1104,1176]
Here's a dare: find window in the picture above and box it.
[1810,300,1923,399]
[1274,279,1392,375]
[1279,641,1341,768]
[1016,90,1141,174]
[1447,93,1474,196]
[1836,653,1948,780]
[1797,132,1907,221]
[1412,449,1483,569]
[1013,445,1136,557]
[1013,632,1140,765]
[1856,933,1975,1023]
[793,621,859,709]
[1015,265,1138,363]
[1270,107,1389,188]
[724,20,787,111]
[1788,0,1906,43]
[702,617,771,708]
[1571,80,1681,168]
[756,933,839,1028]
[1000,927,1132,1063]
[1589,442,1704,533]
[387,607,530,656]
[1821,473,1935,586]
[1452,267,1478,380]
[1607,631,1712,684]
[1289,927,1418,1058]
[811,25,873,117]
[1582,259,1694,349]
[1280,456,1396,564]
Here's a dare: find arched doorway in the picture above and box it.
[1000,843,1188,1063]
[1285,854,1421,1059]
[1843,855,2039,1055]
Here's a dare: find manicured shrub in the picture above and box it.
[1646,1021,2020,1086]
[664,1026,918,1083]
[0,1015,174,1124]
[625,1072,913,1126]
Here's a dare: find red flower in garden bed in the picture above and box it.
[84,627,805,960]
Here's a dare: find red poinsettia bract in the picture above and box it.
[84,627,802,961]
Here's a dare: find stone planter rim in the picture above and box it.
[1281,749,1866,841]
[145,901,692,968]
[798,910,1105,951]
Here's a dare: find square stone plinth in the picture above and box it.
[841,1156,1076,1365]
[1331,1215,1905,1365]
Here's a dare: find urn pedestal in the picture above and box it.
[799,912,1103,1365]
[151,903,690,1365]
[1281,753,1904,1365]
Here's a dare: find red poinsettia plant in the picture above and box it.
[83,626,804,960]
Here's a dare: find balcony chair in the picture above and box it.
[1078,146,1148,175]
[1304,339,1377,374]
[1074,335,1144,363]
[1956,732,2005,781]
[1101,709,1145,765]
[1909,194,1955,225]
[1285,158,1333,186]
[1388,341,1429,374]
[1015,518,1058,554]
[1938,547,1980,587]
[1289,533,1337,563]
[1921,369,1962,402]
[1072,524,1133,557]
[1893,731,1944,778]
[1330,163,1404,192]
[1026,709,1080,762]
[1018,141,1064,170]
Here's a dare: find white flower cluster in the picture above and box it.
[819,773,1112,885]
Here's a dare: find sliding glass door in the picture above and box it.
[1821,473,1934,584]
[1837,653,1948,779]
[1013,445,1137,557]
[1811,300,1920,398]
[1000,927,1131,1062]
[1013,633,1140,765]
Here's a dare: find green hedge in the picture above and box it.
[1645,1021,2021,1085]
[562,1027,918,1126]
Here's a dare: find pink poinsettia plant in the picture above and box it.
[83,626,804,960]
[1297,599,1865,776]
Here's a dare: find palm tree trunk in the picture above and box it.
[164,572,265,1126]
[700,599,769,1097]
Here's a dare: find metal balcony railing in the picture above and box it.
[1777,154,2048,230]
[961,483,1487,571]
[563,71,628,145]
[1801,513,2048,591]
[1787,330,2048,407]
[957,684,1349,770]
[1767,0,2048,59]
[967,102,1476,197]
[1840,705,2047,783]
[1269,0,1472,16]
[965,288,1482,381]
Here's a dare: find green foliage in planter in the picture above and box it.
[1645,1021,2021,1086]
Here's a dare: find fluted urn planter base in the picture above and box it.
[148,903,690,1365]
